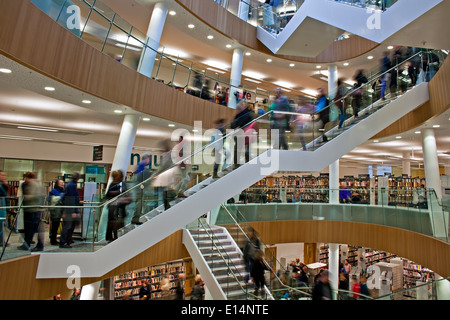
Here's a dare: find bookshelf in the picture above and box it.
[113,259,188,300]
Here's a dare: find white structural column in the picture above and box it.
[110,114,141,182]
[328,65,338,99]
[328,64,339,204]
[238,0,250,21]
[329,159,340,204]
[328,243,339,300]
[80,281,101,300]
[421,128,447,238]
[402,152,411,176]
[227,48,244,109]
[422,128,442,199]
[137,2,169,78]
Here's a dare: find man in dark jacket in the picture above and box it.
[230,100,256,168]
[312,270,332,300]
[59,172,82,248]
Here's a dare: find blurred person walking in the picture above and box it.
[47,179,65,245]
[59,172,82,248]
[105,170,130,243]
[190,274,205,300]
[230,100,258,168]
[312,270,332,300]
[18,171,45,252]
[379,51,392,100]
[271,88,290,150]
[0,170,8,246]
[250,249,269,295]
[352,69,368,118]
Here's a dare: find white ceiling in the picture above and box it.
[0,0,449,172]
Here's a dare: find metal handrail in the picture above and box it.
[194,217,262,300]
[220,204,312,298]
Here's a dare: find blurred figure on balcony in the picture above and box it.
[18,171,45,252]
[315,88,330,142]
[0,170,8,246]
[59,172,82,249]
[352,69,368,118]
[212,118,227,179]
[379,51,392,100]
[105,170,131,243]
[294,95,315,151]
[271,87,290,150]
[231,100,258,168]
[47,179,65,245]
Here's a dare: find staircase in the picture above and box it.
[257,0,443,55]
[183,224,273,300]
[34,82,430,279]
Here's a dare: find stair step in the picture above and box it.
[199,246,237,254]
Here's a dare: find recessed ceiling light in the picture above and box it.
[387,46,394,50]
[289,63,295,67]
[207,35,214,40]
[433,124,440,128]
[316,65,321,69]
[343,62,349,66]
[0,68,12,73]
[44,87,55,91]
[168,124,175,127]
[114,110,122,114]
[415,131,421,134]
[188,24,195,29]
[192,129,199,132]
[82,100,91,104]
[245,52,251,56]
[17,126,58,132]
[266,59,272,63]
[143,117,150,121]
[368,56,374,60]
[169,10,176,16]
[226,44,232,48]
[373,140,379,143]
[396,136,402,139]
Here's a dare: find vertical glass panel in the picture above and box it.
[34,160,61,183]
[121,36,145,71]
[80,9,111,52]
[30,0,67,21]
[172,63,191,91]
[3,159,34,181]
[130,27,147,47]
[102,24,128,61]
[154,55,176,85]
[112,15,132,33]
[93,0,115,21]
[186,69,204,98]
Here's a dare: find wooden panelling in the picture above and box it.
[176,0,379,63]
[0,231,188,300]
[0,0,235,129]
[372,54,450,139]
[247,220,450,278]
[0,221,448,299]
